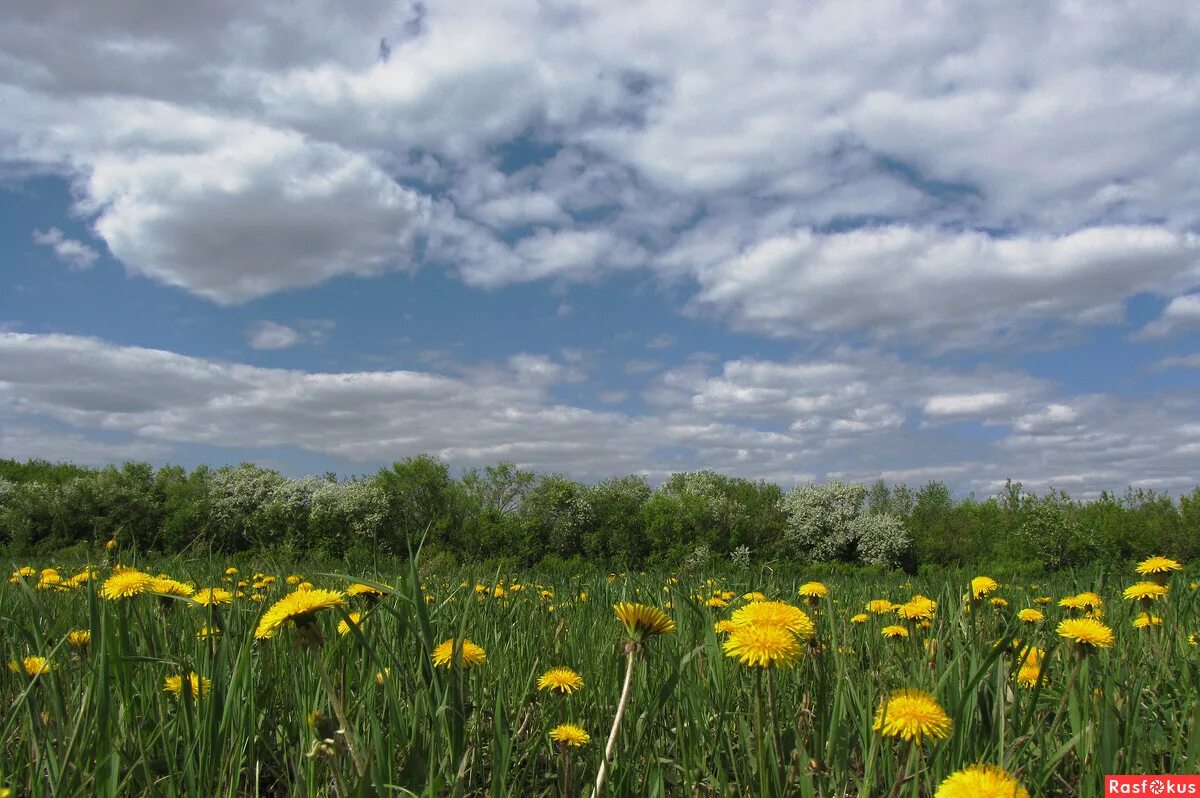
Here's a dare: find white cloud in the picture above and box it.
[682,225,1200,349]
[247,321,301,350]
[924,392,1015,419]
[1133,294,1200,340]
[32,227,99,270]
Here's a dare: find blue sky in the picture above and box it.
[2,1,1200,496]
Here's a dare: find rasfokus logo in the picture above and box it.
[1107,776,1200,795]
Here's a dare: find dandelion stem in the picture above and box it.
[316,653,367,779]
[593,647,637,797]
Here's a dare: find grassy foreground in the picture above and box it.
[1,554,1197,796]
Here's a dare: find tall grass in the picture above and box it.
[1,556,1196,796]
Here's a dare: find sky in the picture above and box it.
[2,1,1200,498]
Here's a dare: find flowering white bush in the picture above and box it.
[783,480,909,567]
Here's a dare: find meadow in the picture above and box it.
[1,551,1197,797]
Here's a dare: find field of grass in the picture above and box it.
[1,553,1197,797]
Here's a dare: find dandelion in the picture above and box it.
[723,624,802,668]
[336,611,364,636]
[730,600,815,639]
[196,625,220,640]
[1132,613,1163,629]
[8,656,53,677]
[375,668,391,686]
[537,667,584,695]
[550,723,590,747]
[346,583,386,604]
[1016,647,1045,688]
[613,602,676,640]
[224,567,238,576]
[104,538,118,552]
[714,620,738,634]
[9,566,36,583]
[286,574,303,585]
[706,596,729,609]
[873,688,952,742]
[850,613,870,624]
[896,595,937,622]
[1123,582,1168,603]
[934,764,1030,798]
[1057,617,1115,650]
[1033,596,1052,605]
[254,589,346,641]
[193,587,233,606]
[1017,608,1044,623]
[970,576,999,599]
[297,581,314,591]
[742,592,767,602]
[882,625,910,639]
[163,672,212,699]
[798,581,828,601]
[1136,556,1182,579]
[1075,592,1103,612]
[101,569,154,600]
[431,638,487,669]
[866,599,895,614]
[152,578,196,600]
[67,630,91,648]
[990,597,1008,608]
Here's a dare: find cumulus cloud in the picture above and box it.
[0,331,1196,495]
[1133,294,1200,340]
[32,227,99,270]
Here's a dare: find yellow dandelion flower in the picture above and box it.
[798,582,828,599]
[970,576,999,599]
[9,566,36,583]
[1057,617,1115,649]
[66,630,91,648]
[1123,582,1168,602]
[990,597,1008,608]
[375,667,391,686]
[1033,596,1052,605]
[866,599,895,614]
[896,596,937,621]
[714,620,738,634]
[742,591,767,602]
[882,625,910,639]
[431,638,487,669]
[196,625,220,640]
[729,601,815,639]
[706,596,729,609]
[254,589,346,640]
[297,581,314,591]
[224,567,238,576]
[1132,613,1163,629]
[286,575,303,585]
[873,689,952,742]
[337,612,364,636]
[101,569,154,599]
[104,538,118,551]
[537,667,584,695]
[850,613,870,624]
[613,602,676,639]
[549,723,590,747]
[1076,592,1103,611]
[1136,556,1182,576]
[8,655,53,676]
[163,672,212,699]
[1017,608,1044,623]
[193,587,233,606]
[722,623,803,668]
[934,764,1030,798]
[346,583,386,599]
[152,578,196,597]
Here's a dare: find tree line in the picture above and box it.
[1,456,1196,571]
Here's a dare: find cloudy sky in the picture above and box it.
[2,1,1199,497]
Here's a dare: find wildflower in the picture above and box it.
[37,569,63,590]
[896,596,937,622]
[613,603,676,640]
[101,569,154,600]
[193,587,233,606]
[431,638,487,669]
[723,623,802,668]
[105,538,118,552]
[9,566,36,583]
[549,723,590,747]
[866,599,895,614]
[714,620,738,634]
[882,625,910,639]
[1136,556,1182,577]
[163,672,212,699]
[1017,609,1044,623]
[286,575,303,585]
[197,625,220,640]
[375,668,390,686]
[1075,592,1103,612]
[254,589,346,640]
[1123,582,1168,602]
[537,667,584,695]
[346,583,386,602]
[337,612,364,636]
[297,581,314,591]
[224,567,238,576]
[730,601,815,639]
[152,578,195,597]
[850,613,870,624]
[970,576,999,600]
[1015,647,1044,688]
[67,630,91,648]
[990,597,1008,608]
[1132,613,1163,629]
[706,597,729,609]
[873,689,952,742]
[8,656,53,676]
[1057,617,1115,650]
[742,592,767,602]
[798,582,828,600]
[1033,596,1052,605]
[934,764,1030,798]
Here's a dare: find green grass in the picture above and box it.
[1,555,1197,796]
